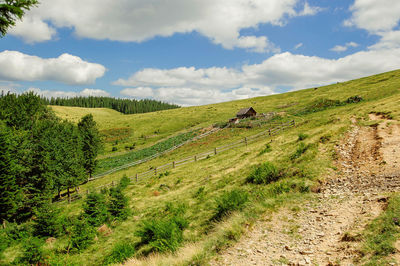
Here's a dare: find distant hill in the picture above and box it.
[42,96,180,114]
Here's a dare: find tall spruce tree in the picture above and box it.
[0,122,23,222]
[78,114,101,181]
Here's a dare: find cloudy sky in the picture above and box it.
[1,0,400,106]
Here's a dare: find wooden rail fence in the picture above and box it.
[59,120,295,203]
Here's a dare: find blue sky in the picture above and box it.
[1,0,400,106]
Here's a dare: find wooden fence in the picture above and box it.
[90,127,222,180]
[59,120,295,203]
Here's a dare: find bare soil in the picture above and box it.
[212,114,400,265]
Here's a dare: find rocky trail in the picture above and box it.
[212,114,400,265]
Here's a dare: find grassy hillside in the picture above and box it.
[51,70,400,155]
[3,70,400,265]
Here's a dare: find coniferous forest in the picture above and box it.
[0,92,102,223]
[41,96,180,114]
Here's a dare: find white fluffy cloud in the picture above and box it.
[330,42,358,52]
[9,16,56,43]
[116,48,400,106]
[10,0,321,52]
[0,51,106,85]
[298,1,324,16]
[344,0,400,33]
[27,88,110,98]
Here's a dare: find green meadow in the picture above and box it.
[2,69,400,265]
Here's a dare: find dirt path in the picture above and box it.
[212,114,400,265]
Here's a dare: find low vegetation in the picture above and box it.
[246,162,282,185]
[95,130,198,175]
[1,70,400,264]
[361,195,400,265]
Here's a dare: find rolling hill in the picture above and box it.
[2,69,400,265]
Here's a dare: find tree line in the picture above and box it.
[42,96,180,114]
[0,92,102,223]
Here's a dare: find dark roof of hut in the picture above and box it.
[236,107,256,116]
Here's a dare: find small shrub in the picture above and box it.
[34,202,62,237]
[213,189,249,220]
[108,187,130,220]
[319,134,331,143]
[246,162,282,184]
[17,237,47,265]
[290,142,309,160]
[135,218,188,253]
[346,95,363,103]
[83,192,109,227]
[119,175,131,189]
[112,147,118,152]
[69,219,96,252]
[297,133,308,141]
[3,222,32,241]
[103,241,135,264]
[258,143,272,155]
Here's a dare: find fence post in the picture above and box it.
[244,137,248,146]
[136,173,138,182]
[268,129,271,136]
[214,147,217,155]
[154,167,157,176]
[173,161,175,168]
[293,120,295,127]
[194,155,197,162]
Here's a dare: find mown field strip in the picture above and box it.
[59,120,295,203]
[91,127,222,180]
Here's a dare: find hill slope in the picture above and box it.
[2,70,399,265]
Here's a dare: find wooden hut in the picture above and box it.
[236,107,257,119]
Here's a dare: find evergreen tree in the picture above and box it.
[0,0,39,37]
[78,114,102,181]
[108,187,130,220]
[0,122,23,222]
[33,201,61,237]
[83,192,109,227]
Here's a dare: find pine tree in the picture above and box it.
[0,122,23,222]
[108,187,130,220]
[78,114,102,181]
[83,192,109,227]
[33,201,61,237]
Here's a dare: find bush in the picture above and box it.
[112,147,118,152]
[119,175,131,190]
[290,142,309,160]
[135,218,188,253]
[346,95,363,103]
[34,202,62,237]
[2,222,32,242]
[135,203,189,253]
[17,237,47,265]
[246,162,282,185]
[213,189,249,220]
[297,133,308,141]
[103,241,136,264]
[69,219,96,252]
[83,192,109,227]
[258,143,272,155]
[108,187,130,220]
